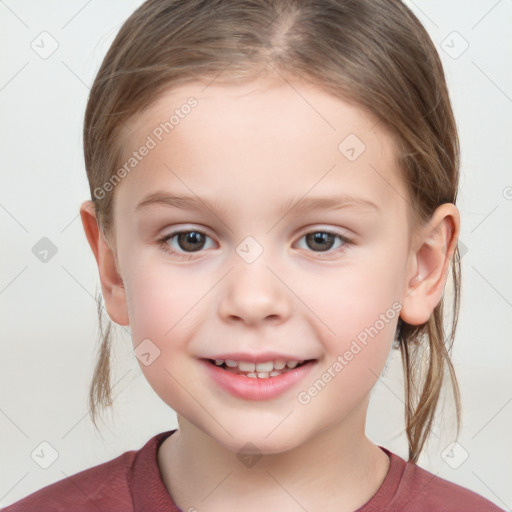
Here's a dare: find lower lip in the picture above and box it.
[201,359,316,401]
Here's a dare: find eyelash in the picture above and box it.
[157,228,353,260]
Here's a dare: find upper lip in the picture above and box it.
[202,352,317,363]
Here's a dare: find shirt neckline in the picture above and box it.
[130,429,406,512]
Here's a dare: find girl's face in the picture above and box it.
[110,79,415,452]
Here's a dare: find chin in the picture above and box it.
[210,420,308,456]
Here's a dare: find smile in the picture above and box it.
[201,358,317,400]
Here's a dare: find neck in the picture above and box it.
[158,399,390,512]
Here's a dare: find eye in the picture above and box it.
[157,227,352,260]
[158,229,215,259]
[295,229,351,257]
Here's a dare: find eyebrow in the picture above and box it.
[135,191,380,216]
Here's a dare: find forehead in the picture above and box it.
[124,78,385,150]
[115,79,408,220]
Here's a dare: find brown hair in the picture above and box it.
[83,0,461,463]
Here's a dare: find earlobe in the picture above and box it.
[400,203,460,326]
[80,200,130,326]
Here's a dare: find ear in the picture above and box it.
[80,200,130,326]
[400,203,460,325]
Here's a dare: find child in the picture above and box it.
[3,0,505,510]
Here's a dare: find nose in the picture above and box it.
[217,257,292,327]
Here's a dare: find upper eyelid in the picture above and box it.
[161,225,351,238]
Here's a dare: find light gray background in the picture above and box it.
[1,0,511,509]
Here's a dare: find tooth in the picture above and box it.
[225,359,238,367]
[246,372,257,378]
[255,361,273,372]
[269,370,282,377]
[257,372,269,378]
[286,361,298,368]
[214,359,224,365]
[273,360,286,370]
[238,361,256,372]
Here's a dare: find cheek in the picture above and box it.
[293,249,404,385]
[124,258,200,348]
[126,271,169,340]
[304,258,403,339]
[296,266,400,414]
[123,260,205,411]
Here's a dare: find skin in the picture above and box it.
[81,77,459,512]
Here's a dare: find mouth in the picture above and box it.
[200,353,319,400]
[205,358,313,379]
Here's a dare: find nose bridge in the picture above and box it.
[217,237,291,325]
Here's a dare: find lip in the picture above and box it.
[200,358,317,401]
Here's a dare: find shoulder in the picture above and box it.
[389,451,505,512]
[2,442,143,512]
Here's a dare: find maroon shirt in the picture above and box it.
[2,429,504,511]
